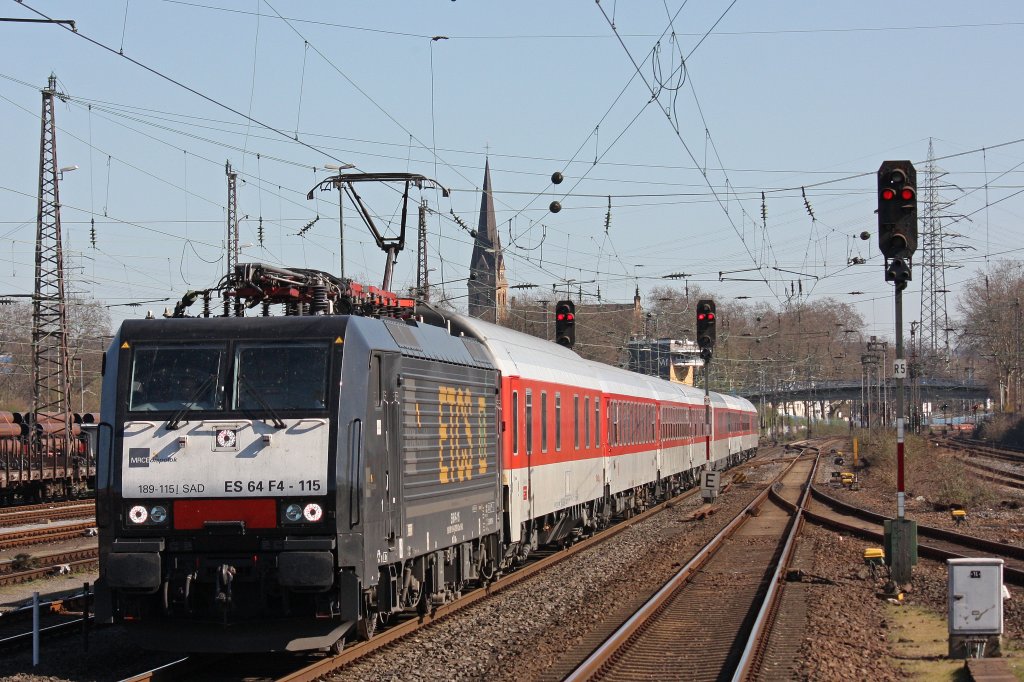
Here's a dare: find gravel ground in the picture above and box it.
[0,441,1020,681]
[328,460,786,682]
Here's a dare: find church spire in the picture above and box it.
[468,159,507,322]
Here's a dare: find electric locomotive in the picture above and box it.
[94,263,757,654]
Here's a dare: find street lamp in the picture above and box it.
[323,163,356,278]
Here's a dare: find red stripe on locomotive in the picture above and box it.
[173,499,277,530]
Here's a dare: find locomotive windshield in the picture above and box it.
[129,345,225,412]
[233,342,330,411]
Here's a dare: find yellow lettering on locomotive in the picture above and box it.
[454,389,468,482]
[451,388,460,481]
[476,395,488,475]
[437,386,452,484]
[461,389,473,481]
[437,385,487,484]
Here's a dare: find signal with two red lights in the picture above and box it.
[877,161,918,260]
[696,299,717,356]
[554,300,576,349]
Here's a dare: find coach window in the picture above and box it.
[573,395,580,449]
[626,401,634,444]
[608,402,614,445]
[630,403,636,445]
[541,392,549,453]
[622,402,627,445]
[584,396,590,448]
[595,399,601,447]
[626,402,631,444]
[633,403,638,444]
[620,403,625,445]
[555,392,562,452]
[612,402,619,445]
[512,391,519,455]
[525,390,533,455]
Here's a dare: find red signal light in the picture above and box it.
[881,188,896,201]
[566,313,574,321]
[900,188,914,201]
[556,313,566,321]
[697,313,706,321]
[707,312,715,320]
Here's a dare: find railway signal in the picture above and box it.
[877,161,917,260]
[555,300,576,348]
[696,299,716,359]
[877,161,918,586]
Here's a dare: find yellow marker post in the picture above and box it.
[852,437,858,468]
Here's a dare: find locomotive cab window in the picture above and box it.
[129,344,225,412]
[233,342,330,411]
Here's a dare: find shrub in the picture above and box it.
[853,429,996,508]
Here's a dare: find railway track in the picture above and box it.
[562,451,818,681]
[939,437,1024,464]
[805,487,1024,584]
[955,455,1024,490]
[0,547,98,587]
[0,501,96,528]
[0,521,96,551]
[0,499,94,515]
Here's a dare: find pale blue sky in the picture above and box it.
[1,1,1022,340]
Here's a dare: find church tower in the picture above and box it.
[468,159,507,322]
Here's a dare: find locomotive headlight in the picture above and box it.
[303,503,323,522]
[284,503,303,523]
[128,505,149,524]
[149,505,168,524]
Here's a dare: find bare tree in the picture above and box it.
[0,299,111,413]
[955,261,1024,410]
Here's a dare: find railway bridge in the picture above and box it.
[738,378,992,429]
[740,378,990,404]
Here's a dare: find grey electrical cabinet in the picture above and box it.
[947,558,1004,658]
